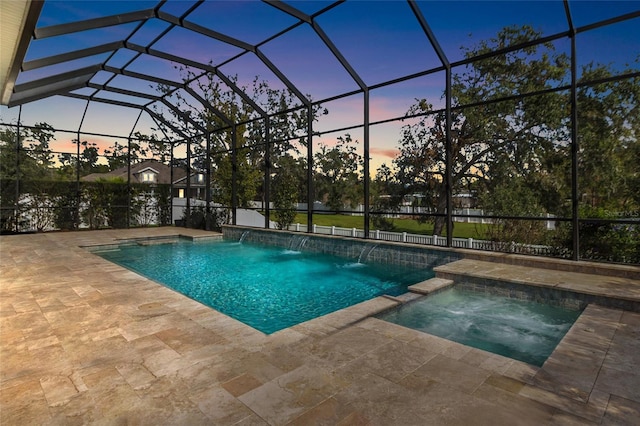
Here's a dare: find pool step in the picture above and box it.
[408,278,454,295]
[382,292,423,304]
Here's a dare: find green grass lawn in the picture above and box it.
[292,213,489,239]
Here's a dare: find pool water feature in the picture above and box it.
[377,287,582,366]
[94,239,434,334]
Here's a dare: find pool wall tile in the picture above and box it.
[222,226,462,269]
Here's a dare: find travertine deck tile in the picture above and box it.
[593,367,640,402]
[1,228,638,424]
[333,372,427,425]
[221,373,264,397]
[602,395,640,425]
[411,354,493,394]
[189,384,255,424]
[239,364,348,425]
[518,384,605,423]
[347,339,437,383]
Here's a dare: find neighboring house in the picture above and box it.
[172,171,208,200]
[81,160,207,199]
[453,191,478,209]
[401,192,478,209]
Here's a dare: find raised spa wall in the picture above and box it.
[222,225,462,270]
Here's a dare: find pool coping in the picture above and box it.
[82,232,223,251]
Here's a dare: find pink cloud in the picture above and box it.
[370,147,399,159]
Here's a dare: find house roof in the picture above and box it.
[81,160,186,184]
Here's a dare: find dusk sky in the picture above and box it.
[1,0,638,171]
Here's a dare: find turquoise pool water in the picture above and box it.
[377,287,582,366]
[95,239,434,334]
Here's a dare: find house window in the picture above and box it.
[178,188,185,198]
[142,172,156,182]
[196,173,204,183]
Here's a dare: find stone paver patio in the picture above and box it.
[1,228,639,425]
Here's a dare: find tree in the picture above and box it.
[575,205,639,263]
[571,68,640,262]
[371,163,401,231]
[81,177,139,229]
[271,154,300,229]
[154,183,172,226]
[1,124,55,180]
[394,25,571,237]
[479,177,549,249]
[211,146,263,208]
[0,124,57,232]
[314,134,363,212]
[134,132,171,164]
[24,123,55,171]
[50,181,79,231]
[81,180,107,229]
[57,140,105,177]
[19,124,57,231]
[104,140,149,170]
[391,25,638,261]
[153,71,323,215]
[577,67,640,212]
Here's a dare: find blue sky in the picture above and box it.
[2,0,639,170]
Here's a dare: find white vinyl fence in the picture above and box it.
[286,223,556,256]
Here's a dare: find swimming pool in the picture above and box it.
[377,287,583,366]
[94,238,434,334]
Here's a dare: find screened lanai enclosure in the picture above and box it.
[1,0,638,264]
